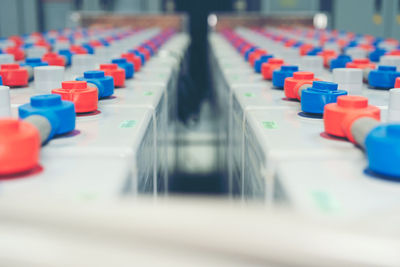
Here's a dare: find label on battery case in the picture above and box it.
[262,121,278,129]
[119,120,137,128]
[311,190,340,213]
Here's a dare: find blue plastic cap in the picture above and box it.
[244,47,257,61]
[58,49,73,66]
[330,54,352,70]
[312,81,338,91]
[18,94,76,140]
[135,51,146,65]
[129,50,146,64]
[22,43,33,49]
[307,47,323,56]
[77,71,114,98]
[82,44,94,54]
[111,58,134,79]
[31,94,62,107]
[281,65,298,72]
[272,65,299,89]
[112,58,127,64]
[143,44,154,56]
[26,58,41,63]
[84,70,105,79]
[366,124,400,178]
[23,58,48,69]
[378,65,396,72]
[368,65,400,89]
[293,41,303,48]
[369,48,386,62]
[301,81,347,114]
[254,54,274,73]
[346,40,358,48]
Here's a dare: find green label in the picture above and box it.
[119,120,137,128]
[262,121,278,129]
[311,190,339,213]
[79,192,98,201]
[244,92,254,97]
[143,91,154,96]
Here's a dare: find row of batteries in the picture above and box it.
[0,27,175,175]
[219,27,400,179]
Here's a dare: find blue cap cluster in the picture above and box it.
[254,54,274,73]
[112,58,134,79]
[272,65,298,89]
[301,81,347,114]
[330,54,352,70]
[58,49,73,66]
[369,48,386,62]
[21,58,48,68]
[292,41,303,48]
[18,94,76,140]
[128,49,146,65]
[244,47,257,61]
[81,44,94,54]
[142,44,154,56]
[76,70,114,98]
[306,47,323,56]
[366,124,400,178]
[368,66,400,89]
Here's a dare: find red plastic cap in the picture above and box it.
[0,64,28,87]
[5,46,25,61]
[249,49,267,67]
[42,52,66,66]
[318,50,337,67]
[284,71,317,100]
[137,47,150,60]
[70,45,88,55]
[35,39,51,51]
[121,53,141,72]
[261,58,284,80]
[346,58,375,69]
[99,64,125,87]
[386,50,400,56]
[0,119,40,175]
[8,36,24,47]
[52,81,98,113]
[323,95,381,142]
[284,39,298,47]
[395,77,400,88]
[299,44,313,56]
